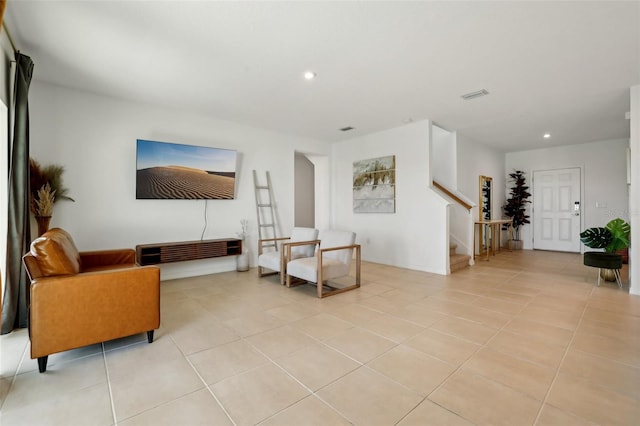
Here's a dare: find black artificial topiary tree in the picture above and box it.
[503,170,531,241]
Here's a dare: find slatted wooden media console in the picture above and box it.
[136,238,242,266]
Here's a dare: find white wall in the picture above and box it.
[456,134,505,255]
[305,154,330,231]
[29,81,329,280]
[630,85,639,295]
[0,101,6,294]
[0,27,13,105]
[506,139,629,250]
[431,126,477,258]
[332,120,450,274]
[457,134,505,222]
[0,29,12,295]
[431,124,456,188]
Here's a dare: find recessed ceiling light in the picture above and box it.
[543,133,551,139]
[303,71,316,80]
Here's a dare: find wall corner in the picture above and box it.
[629,85,639,295]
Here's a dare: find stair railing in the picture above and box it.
[432,180,475,267]
[432,180,472,211]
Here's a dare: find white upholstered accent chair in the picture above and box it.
[257,227,319,284]
[285,229,361,298]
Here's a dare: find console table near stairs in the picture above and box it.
[136,238,242,266]
[473,219,513,261]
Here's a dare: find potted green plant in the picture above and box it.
[503,170,531,249]
[580,218,630,282]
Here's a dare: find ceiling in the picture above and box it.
[4,1,639,152]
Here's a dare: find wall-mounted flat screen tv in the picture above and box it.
[136,139,237,200]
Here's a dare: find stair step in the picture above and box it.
[450,254,471,272]
[449,243,458,256]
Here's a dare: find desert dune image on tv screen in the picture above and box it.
[136,139,237,200]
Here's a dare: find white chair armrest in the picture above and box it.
[319,244,360,253]
[258,236,291,255]
[285,239,321,258]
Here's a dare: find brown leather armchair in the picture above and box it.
[23,228,160,372]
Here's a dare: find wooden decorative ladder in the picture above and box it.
[253,170,278,251]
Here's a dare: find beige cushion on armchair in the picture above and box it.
[286,229,361,298]
[258,227,319,284]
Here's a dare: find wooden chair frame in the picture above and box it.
[285,240,361,298]
[258,236,291,284]
[258,237,320,285]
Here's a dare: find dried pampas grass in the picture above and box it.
[34,184,56,217]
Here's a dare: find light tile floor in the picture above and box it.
[1,250,639,425]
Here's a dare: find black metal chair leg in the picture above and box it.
[147,330,154,343]
[38,356,48,373]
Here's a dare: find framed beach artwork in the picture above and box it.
[353,155,396,213]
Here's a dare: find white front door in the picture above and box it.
[533,168,581,252]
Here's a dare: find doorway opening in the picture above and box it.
[294,152,314,228]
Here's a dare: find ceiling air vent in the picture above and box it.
[461,89,489,100]
[340,126,354,132]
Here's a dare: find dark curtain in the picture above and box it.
[2,52,34,334]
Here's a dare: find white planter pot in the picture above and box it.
[236,242,249,272]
